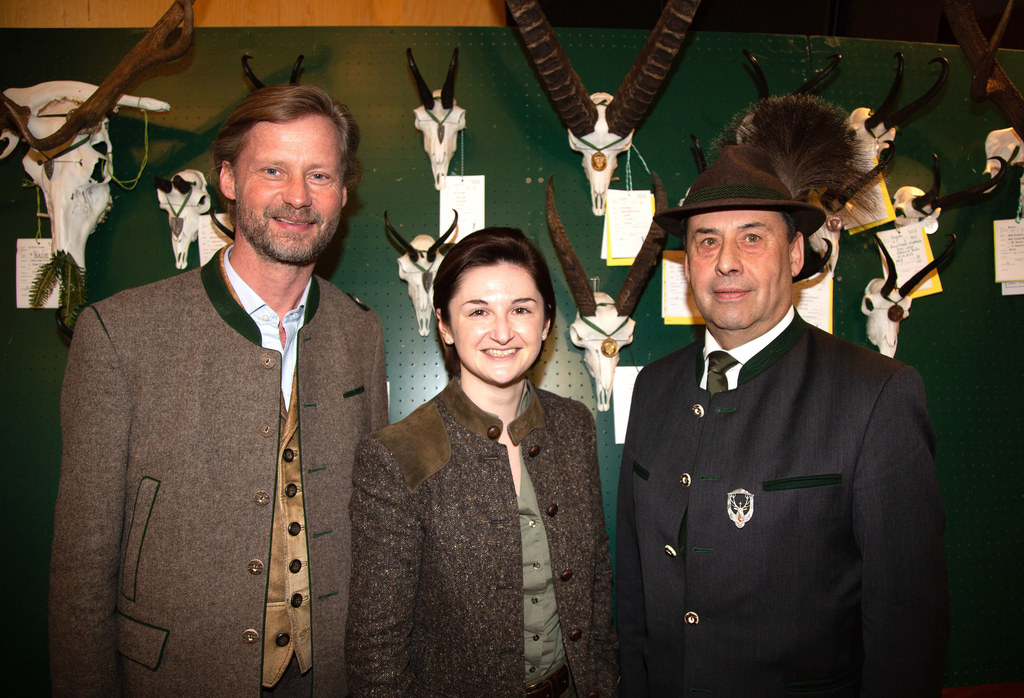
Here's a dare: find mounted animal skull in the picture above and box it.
[984,127,1023,177]
[507,0,700,215]
[155,169,212,269]
[861,233,955,357]
[1,82,171,268]
[386,209,458,336]
[547,173,667,410]
[0,0,193,332]
[892,153,1006,232]
[848,52,949,157]
[408,48,465,190]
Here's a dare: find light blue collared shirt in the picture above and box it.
[223,246,311,410]
[701,306,795,391]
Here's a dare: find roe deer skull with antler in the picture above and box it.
[386,210,459,336]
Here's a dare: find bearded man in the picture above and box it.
[49,85,388,696]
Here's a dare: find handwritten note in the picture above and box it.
[16,238,58,309]
[439,175,485,238]
[604,189,655,265]
[994,218,1024,283]
[662,250,704,325]
[875,225,943,298]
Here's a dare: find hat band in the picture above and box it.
[685,183,790,205]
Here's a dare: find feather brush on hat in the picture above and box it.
[718,94,882,226]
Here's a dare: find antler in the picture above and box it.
[863,54,949,135]
[604,0,702,137]
[546,176,597,316]
[742,50,841,99]
[384,211,419,257]
[942,0,1023,136]
[426,210,459,263]
[615,172,668,316]
[0,0,194,152]
[913,153,1007,214]
[506,0,598,137]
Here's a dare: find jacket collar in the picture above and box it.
[693,312,807,387]
[440,378,545,446]
[200,247,321,347]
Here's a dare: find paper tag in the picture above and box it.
[604,189,655,265]
[875,226,943,298]
[613,365,643,444]
[198,213,233,266]
[794,271,833,333]
[994,218,1024,283]
[16,238,59,309]
[439,175,485,238]
[662,250,704,325]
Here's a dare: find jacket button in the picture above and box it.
[665,545,678,557]
[288,522,301,536]
[247,559,264,575]
[569,629,582,641]
[547,503,558,516]
[684,611,700,625]
[529,444,541,457]
[291,593,303,608]
[275,633,290,647]
[242,629,259,644]
[285,483,298,498]
[260,352,275,369]
[680,473,692,487]
[253,490,270,506]
[560,569,573,581]
[259,422,273,437]
[691,404,704,418]
[289,559,302,573]
[283,448,295,462]
[486,425,501,440]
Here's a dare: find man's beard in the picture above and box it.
[235,202,339,266]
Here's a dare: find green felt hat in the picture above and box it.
[654,145,827,239]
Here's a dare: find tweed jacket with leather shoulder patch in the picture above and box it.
[347,379,619,697]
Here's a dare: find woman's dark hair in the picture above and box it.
[433,227,557,376]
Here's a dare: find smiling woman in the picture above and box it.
[346,228,620,697]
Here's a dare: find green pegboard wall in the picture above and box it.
[1,26,1021,692]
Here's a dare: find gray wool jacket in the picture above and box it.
[346,379,619,697]
[50,254,388,697]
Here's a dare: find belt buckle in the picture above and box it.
[525,663,568,698]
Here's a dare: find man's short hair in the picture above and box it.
[212,84,361,219]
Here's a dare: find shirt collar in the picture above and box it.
[223,244,311,319]
[703,306,795,366]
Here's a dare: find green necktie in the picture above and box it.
[706,350,738,395]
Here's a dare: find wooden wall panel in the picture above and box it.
[0,0,506,28]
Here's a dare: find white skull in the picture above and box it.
[892,185,940,233]
[848,106,896,157]
[984,127,1024,178]
[413,91,466,190]
[1,81,170,268]
[156,169,211,269]
[397,234,447,336]
[568,93,634,216]
[568,291,636,411]
[861,277,911,358]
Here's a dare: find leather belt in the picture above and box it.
[525,663,570,698]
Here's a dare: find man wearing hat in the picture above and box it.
[615,145,948,696]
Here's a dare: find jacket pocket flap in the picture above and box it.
[763,474,841,491]
[117,611,169,670]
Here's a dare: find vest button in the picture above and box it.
[486,425,501,440]
[529,444,541,457]
[247,559,264,575]
[289,559,302,573]
[288,522,301,536]
[285,483,298,498]
[569,629,582,641]
[242,629,259,644]
[547,503,558,516]
[253,490,270,506]
[560,569,573,581]
[291,593,303,608]
[283,448,295,462]
[275,633,290,647]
